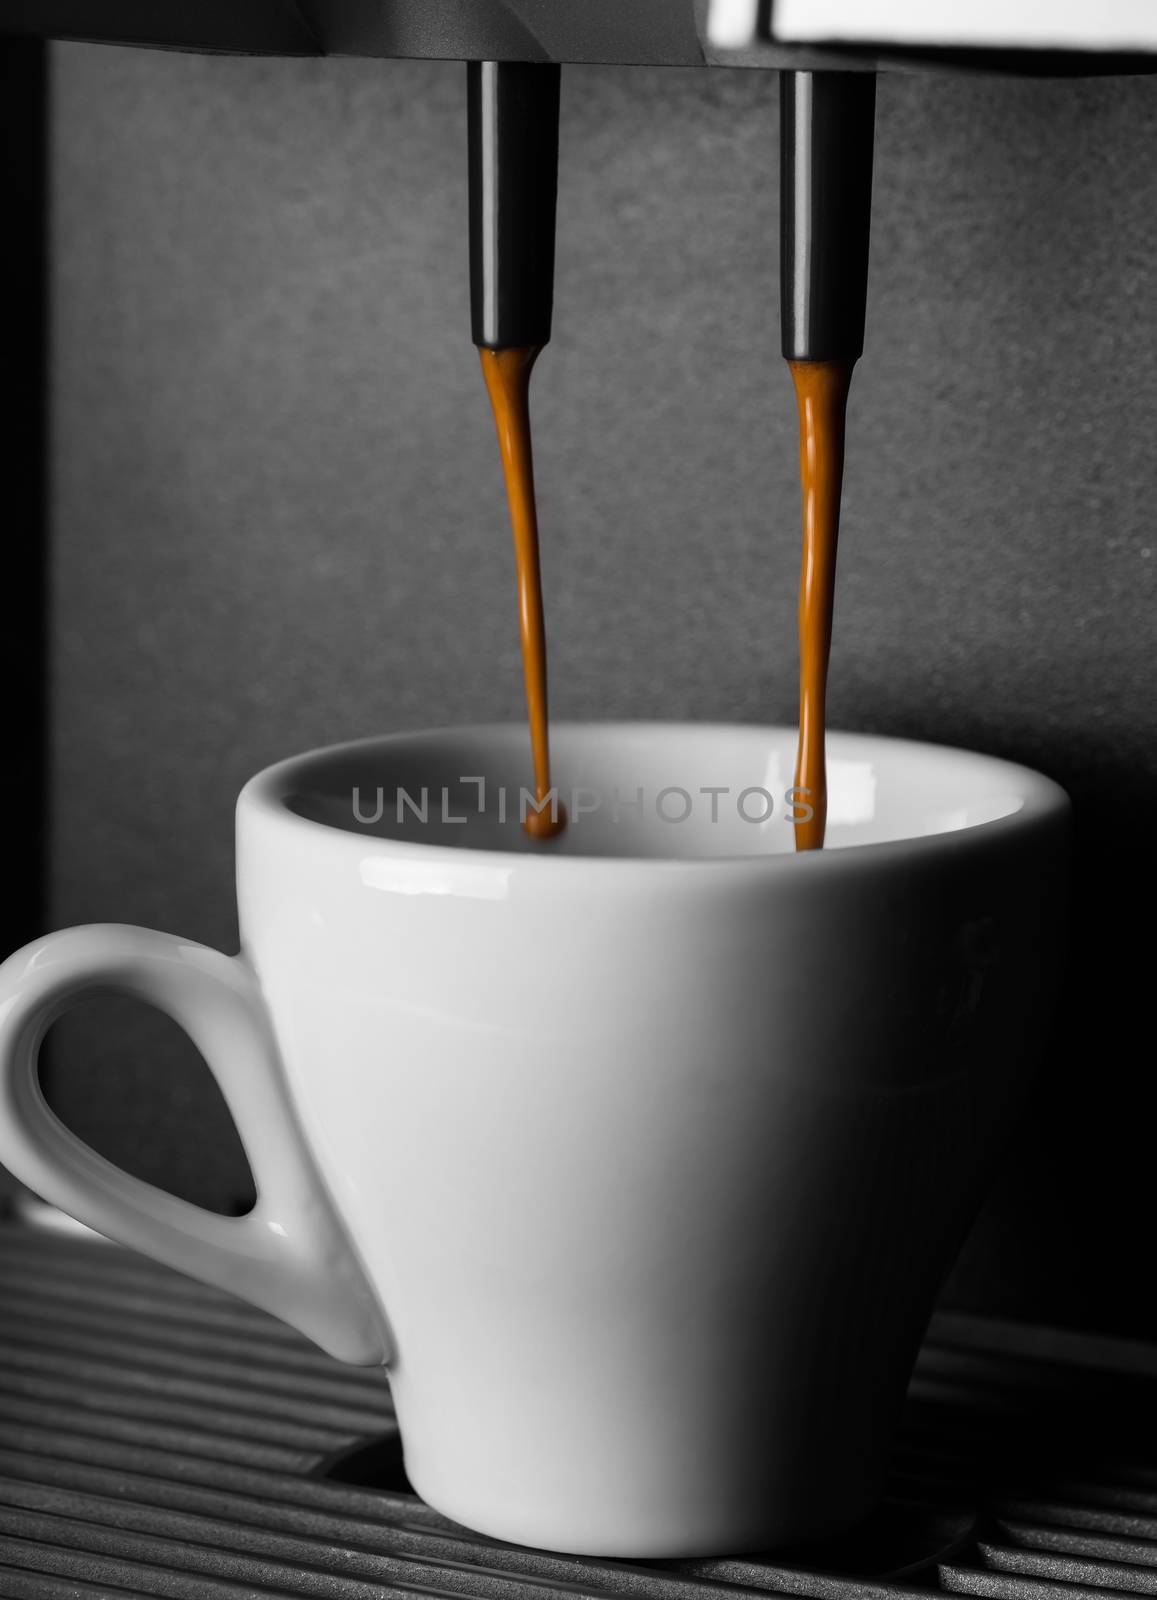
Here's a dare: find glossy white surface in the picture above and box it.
[713,0,1157,51]
[0,725,1070,1555]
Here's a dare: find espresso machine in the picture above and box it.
[6,0,1157,58]
[5,0,1156,373]
[2,2,1157,1595]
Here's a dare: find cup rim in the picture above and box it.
[238,722,1071,876]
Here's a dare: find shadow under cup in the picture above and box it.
[243,724,1071,1555]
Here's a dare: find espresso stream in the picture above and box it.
[789,359,854,852]
[479,345,565,840]
[480,347,852,853]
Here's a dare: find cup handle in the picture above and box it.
[0,924,392,1367]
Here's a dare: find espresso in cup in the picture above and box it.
[0,724,1069,1556]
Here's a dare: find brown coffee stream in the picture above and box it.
[479,345,566,841]
[789,359,855,853]
[478,346,851,852]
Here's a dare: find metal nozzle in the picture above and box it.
[780,70,876,363]
[467,60,561,351]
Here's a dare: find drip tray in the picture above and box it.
[3,1218,1157,1600]
[320,1435,978,1582]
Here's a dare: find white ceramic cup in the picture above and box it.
[0,724,1070,1556]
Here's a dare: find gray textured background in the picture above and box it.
[25,44,1157,1327]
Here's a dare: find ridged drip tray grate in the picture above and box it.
[3,1218,1157,1600]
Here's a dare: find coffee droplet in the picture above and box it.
[523,799,568,842]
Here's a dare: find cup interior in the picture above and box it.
[255,724,1064,863]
